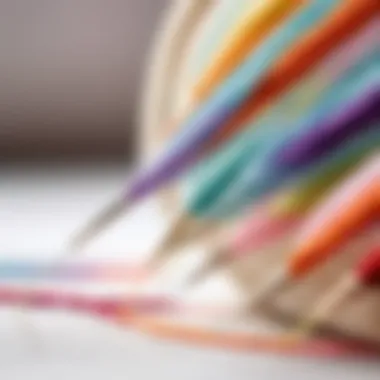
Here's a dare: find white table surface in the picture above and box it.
[1,163,379,380]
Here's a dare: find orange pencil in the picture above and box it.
[193,0,305,101]
[246,155,380,308]
[133,316,377,357]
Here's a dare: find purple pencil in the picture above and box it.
[275,85,380,169]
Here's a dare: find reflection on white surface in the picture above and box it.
[0,164,379,380]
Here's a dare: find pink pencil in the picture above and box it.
[187,206,302,286]
[0,286,173,321]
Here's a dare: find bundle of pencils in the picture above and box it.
[3,0,380,356]
[69,0,379,248]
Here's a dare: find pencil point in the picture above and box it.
[68,196,128,251]
[185,246,230,288]
[296,316,320,338]
[246,267,288,312]
[146,213,196,269]
[297,274,358,336]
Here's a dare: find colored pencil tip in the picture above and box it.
[146,214,201,270]
[298,274,358,336]
[294,318,319,339]
[68,196,128,251]
[146,214,188,269]
[185,246,230,287]
[246,267,288,312]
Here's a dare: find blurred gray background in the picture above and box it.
[0,0,167,161]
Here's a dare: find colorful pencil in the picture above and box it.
[0,261,150,283]
[0,287,172,320]
[135,317,379,357]
[274,86,380,170]
[193,0,305,101]
[205,84,380,220]
[185,27,379,218]
[2,284,378,357]
[188,130,379,283]
[245,155,379,309]
[187,129,380,284]
[149,42,379,266]
[2,283,378,357]
[179,0,252,107]
[299,246,380,334]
